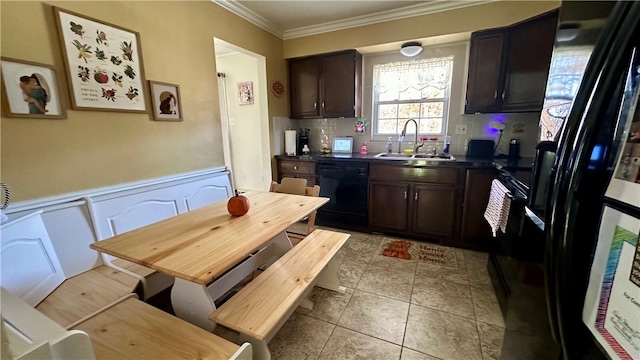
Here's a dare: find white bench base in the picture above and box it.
[171,231,301,331]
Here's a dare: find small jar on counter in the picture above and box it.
[360,142,368,155]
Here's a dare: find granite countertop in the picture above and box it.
[493,156,535,171]
[276,152,535,171]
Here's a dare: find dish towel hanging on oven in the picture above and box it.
[484,179,512,237]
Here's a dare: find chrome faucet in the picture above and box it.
[400,119,424,154]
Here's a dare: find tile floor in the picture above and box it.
[225,227,506,360]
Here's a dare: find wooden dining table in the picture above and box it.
[91,190,330,331]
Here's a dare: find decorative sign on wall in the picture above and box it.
[53,7,147,113]
[238,81,254,105]
[270,79,285,98]
[1,57,66,119]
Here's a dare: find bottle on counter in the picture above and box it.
[443,135,451,154]
[360,142,368,155]
[386,137,393,153]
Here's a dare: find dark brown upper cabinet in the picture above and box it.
[465,9,559,114]
[288,50,362,119]
[465,29,506,113]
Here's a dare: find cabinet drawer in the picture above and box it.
[369,164,460,185]
[278,160,316,175]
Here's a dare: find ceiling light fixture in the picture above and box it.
[400,41,423,57]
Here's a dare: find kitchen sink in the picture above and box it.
[373,153,456,161]
[374,153,414,158]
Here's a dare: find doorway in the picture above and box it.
[214,38,271,191]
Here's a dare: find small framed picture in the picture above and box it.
[149,80,182,121]
[238,81,254,105]
[1,57,66,119]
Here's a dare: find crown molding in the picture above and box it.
[213,0,496,40]
[212,0,284,38]
[284,0,496,39]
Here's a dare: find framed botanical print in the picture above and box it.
[1,57,66,119]
[53,6,147,112]
[149,81,182,121]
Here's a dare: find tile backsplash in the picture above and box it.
[283,112,541,157]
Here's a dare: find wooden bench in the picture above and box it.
[4,288,252,360]
[34,276,253,360]
[2,211,251,360]
[210,229,350,360]
[71,296,251,360]
[35,265,140,329]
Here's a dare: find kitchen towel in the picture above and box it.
[484,179,512,237]
[285,130,297,156]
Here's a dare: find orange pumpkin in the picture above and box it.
[227,190,250,216]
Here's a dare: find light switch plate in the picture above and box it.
[455,124,468,135]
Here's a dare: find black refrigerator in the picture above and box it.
[521,1,640,359]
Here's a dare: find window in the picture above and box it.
[372,56,454,137]
[539,46,593,141]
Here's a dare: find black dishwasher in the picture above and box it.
[316,161,368,230]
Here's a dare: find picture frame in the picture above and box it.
[238,81,254,105]
[0,57,66,119]
[149,81,182,121]
[53,6,147,113]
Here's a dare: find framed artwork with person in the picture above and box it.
[1,57,66,119]
[149,80,182,121]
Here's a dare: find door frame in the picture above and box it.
[214,38,272,190]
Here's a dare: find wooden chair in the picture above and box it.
[269,178,320,245]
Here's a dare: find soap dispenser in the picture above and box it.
[386,137,393,153]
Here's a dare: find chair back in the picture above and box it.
[269,178,320,236]
[270,177,307,195]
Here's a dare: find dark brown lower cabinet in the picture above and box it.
[412,184,458,239]
[368,181,409,232]
[277,159,317,186]
[457,169,496,250]
[368,165,461,243]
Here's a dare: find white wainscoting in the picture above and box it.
[0,211,66,307]
[3,167,233,278]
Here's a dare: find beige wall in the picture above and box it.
[1,0,286,201]
[2,0,559,202]
[283,1,560,58]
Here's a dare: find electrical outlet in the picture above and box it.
[455,124,468,135]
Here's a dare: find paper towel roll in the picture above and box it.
[285,130,297,156]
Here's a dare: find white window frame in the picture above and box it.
[362,42,468,143]
[372,57,453,138]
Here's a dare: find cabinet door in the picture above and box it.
[502,10,558,111]
[465,30,505,113]
[458,169,495,250]
[369,181,409,232]
[320,51,361,118]
[411,184,457,239]
[289,56,320,118]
